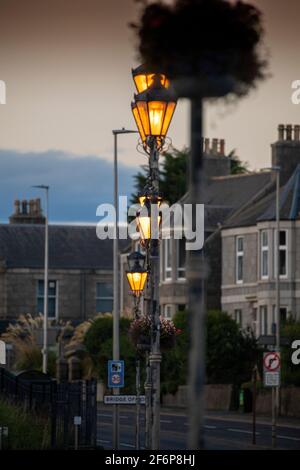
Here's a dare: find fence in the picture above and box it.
[0,368,97,449]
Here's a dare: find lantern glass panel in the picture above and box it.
[136,101,150,136]
[148,101,167,136]
[161,102,176,137]
[132,104,146,142]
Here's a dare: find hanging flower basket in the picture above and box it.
[129,315,181,352]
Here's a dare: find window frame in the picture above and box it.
[176,238,186,280]
[37,279,58,320]
[260,230,269,279]
[163,238,172,281]
[274,229,288,279]
[236,236,244,284]
[96,281,114,314]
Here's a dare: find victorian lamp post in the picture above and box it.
[131,66,177,449]
[126,251,148,450]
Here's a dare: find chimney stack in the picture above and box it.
[204,138,210,154]
[219,139,225,156]
[272,123,300,185]
[9,198,45,225]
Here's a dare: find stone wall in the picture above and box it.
[0,267,113,321]
[162,384,232,411]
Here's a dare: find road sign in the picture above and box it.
[108,360,124,388]
[263,351,280,387]
[0,340,6,365]
[74,416,82,426]
[104,395,146,405]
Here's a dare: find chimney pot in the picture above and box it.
[14,199,20,215]
[212,138,218,154]
[29,199,35,216]
[21,199,27,215]
[294,125,300,141]
[278,124,284,141]
[286,124,293,141]
[220,139,225,155]
[204,138,210,153]
[36,198,41,215]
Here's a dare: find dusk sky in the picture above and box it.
[0,0,300,222]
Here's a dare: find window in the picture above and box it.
[261,230,269,279]
[274,230,288,278]
[234,309,242,327]
[96,282,113,313]
[163,304,172,319]
[177,239,186,279]
[272,306,288,333]
[259,306,268,335]
[236,237,244,283]
[163,239,172,280]
[37,280,57,319]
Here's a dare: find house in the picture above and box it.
[221,124,300,334]
[0,198,127,329]
[155,137,272,319]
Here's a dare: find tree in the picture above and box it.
[281,319,300,386]
[131,147,188,205]
[228,149,249,175]
[161,310,258,394]
[83,315,138,393]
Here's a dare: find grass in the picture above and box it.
[0,398,50,449]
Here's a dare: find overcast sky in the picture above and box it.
[0,0,299,222]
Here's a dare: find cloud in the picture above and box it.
[0,149,136,223]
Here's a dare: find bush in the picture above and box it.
[161,310,258,395]
[281,319,300,386]
[84,315,139,393]
[0,399,50,449]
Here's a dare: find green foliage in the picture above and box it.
[281,319,300,386]
[228,149,249,175]
[161,311,189,395]
[206,310,258,385]
[131,147,188,205]
[161,310,258,395]
[0,399,50,449]
[83,315,138,393]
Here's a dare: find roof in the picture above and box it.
[180,171,272,229]
[224,165,300,228]
[0,224,128,270]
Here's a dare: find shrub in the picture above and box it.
[0,399,50,449]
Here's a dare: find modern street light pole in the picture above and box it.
[32,185,49,374]
[112,128,138,450]
[274,165,281,447]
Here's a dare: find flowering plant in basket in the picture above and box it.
[129,315,181,351]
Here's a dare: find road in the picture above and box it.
[97,406,300,450]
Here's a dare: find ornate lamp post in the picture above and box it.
[126,251,147,450]
[131,68,177,449]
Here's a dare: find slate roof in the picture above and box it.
[224,165,300,228]
[0,224,128,269]
[180,171,273,230]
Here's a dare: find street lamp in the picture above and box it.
[132,76,177,152]
[136,194,162,247]
[32,185,49,374]
[131,65,177,450]
[126,252,148,298]
[132,64,170,93]
[126,250,147,451]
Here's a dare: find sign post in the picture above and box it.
[263,351,281,448]
[108,359,124,450]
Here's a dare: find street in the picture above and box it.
[97,406,300,450]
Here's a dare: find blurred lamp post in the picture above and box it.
[32,185,49,374]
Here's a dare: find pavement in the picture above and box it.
[97,404,300,450]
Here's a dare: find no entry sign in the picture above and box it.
[263,351,280,387]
